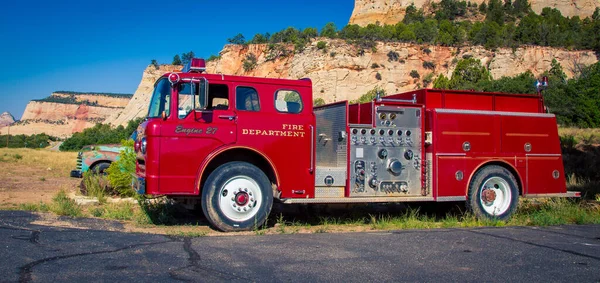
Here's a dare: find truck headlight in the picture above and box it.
[141,137,147,154]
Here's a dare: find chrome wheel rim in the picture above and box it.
[479,177,512,216]
[219,176,262,221]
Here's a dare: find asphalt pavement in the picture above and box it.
[1,210,599,282]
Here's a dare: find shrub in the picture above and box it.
[423,48,432,55]
[376,72,382,80]
[423,61,436,70]
[351,86,387,104]
[317,41,327,50]
[106,140,136,197]
[50,190,82,217]
[313,98,326,106]
[207,55,221,62]
[60,118,142,151]
[423,73,435,87]
[243,53,258,72]
[387,50,400,62]
[410,70,420,79]
[371,63,380,68]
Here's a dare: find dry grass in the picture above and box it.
[558,127,600,199]
[558,127,600,145]
[0,148,76,177]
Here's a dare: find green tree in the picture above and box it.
[448,58,491,89]
[351,86,387,103]
[302,27,318,38]
[227,33,246,45]
[181,51,195,65]
[250,33,268,44]
[433,74,451,88]
[150,59,159,69]
[320,22,338,38]
[403,4,425,24]
[172,54,182,65]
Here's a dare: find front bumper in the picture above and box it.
[132,175,146,194]
[70,170,83,178]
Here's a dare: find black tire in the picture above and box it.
[91,162,111,175]
[467,165,519,221]
[201,161,273,232]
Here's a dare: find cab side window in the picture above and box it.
[178,83,196,118]
[207,84,229,110]
[236,87,260,111]
[275,90,303,114]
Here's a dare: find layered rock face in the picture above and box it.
[349,0,600,26]
[106,40,597,126]
[2,92,131,138]
[0,112,15,128]
[104,65,177,126]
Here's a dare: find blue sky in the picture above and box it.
[0,0,354,119]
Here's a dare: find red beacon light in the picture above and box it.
[182,58,206,73]
[168,73,180,84]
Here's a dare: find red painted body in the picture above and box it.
[135,71,567,203]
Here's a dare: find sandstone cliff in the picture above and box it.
[349,0,600,26]
[0,112,15,128]
[2,92,131,138]
[106,40,597,126]
[104,65,177,126]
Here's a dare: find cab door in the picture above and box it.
[158,81,236,194]
[234,85,315,198]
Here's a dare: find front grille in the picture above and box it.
[76,152,82,170]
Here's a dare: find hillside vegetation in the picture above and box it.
[59,118,143,151]
[220,0,600,56]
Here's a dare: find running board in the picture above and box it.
[280,196,434,204]
[524,191,581,198]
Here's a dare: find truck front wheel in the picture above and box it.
[467,165,519,221]
[201,161,273,232]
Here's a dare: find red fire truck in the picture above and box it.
[133,58,579,231]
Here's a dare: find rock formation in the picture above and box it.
[0,112,15,128]
[1,92,131,138]
[104,40,597,126]
[349,0,600,26]
[104,65,177,126]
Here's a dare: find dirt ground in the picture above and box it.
[0,149,80,207]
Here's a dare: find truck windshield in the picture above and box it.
[148,78,171,118]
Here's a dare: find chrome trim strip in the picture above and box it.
[310,125,314,173]
[436,196,467,202]
[435,108,555,118]
[377,94,417,104]
[348,124,373,128]
[436,153,467,156]
[280,196,435,204]
[525,154,562,157]
[524,191,581,198]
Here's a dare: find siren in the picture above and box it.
[182,58,206,73]
[535,76,549,94]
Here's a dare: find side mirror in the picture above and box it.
[196,77,209,110]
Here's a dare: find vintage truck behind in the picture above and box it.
[133,59,578,231]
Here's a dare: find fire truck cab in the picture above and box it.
[134,58,578,231]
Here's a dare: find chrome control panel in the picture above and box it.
[349,106,422,197]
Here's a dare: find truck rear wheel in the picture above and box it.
[201,161,273,232]
[467,165,519,221]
